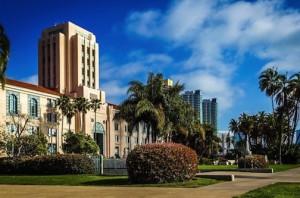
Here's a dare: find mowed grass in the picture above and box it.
[199,164,300,172]
[199,165,238,171]
[269,164,300,172]
[0,175,220,188]
[237,182,300,198]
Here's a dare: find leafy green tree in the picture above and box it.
[6,113,31,156]
[63,131,99,155]
[259,67,279,113]
[0,125,8,156]
[18,131,47,156]
[117,72,189,143]
[259,68,300,163]
[0,24,10,89]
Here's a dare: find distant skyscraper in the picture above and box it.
[163,79,173,87]
[202,98,218,131]
[182,90,203,123]
[296,129,300,144]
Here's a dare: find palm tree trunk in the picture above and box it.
[146,124,150,143]
[68,117,71,132]
[94,110,97,135]
[61,115,64,145]
[81,112,84,133]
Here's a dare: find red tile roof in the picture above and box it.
[107,102,120,109]
[6,78,61,96]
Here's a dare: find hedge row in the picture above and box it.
[126,143,198,184]
[238,154,269,169]
[0,154,95,174]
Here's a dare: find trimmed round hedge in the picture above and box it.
[126,143,198,184]
[0,154,95,175]
[238,154,269,169]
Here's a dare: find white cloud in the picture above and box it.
[19,74,38,85]
[101,80,128,104]
[101,51,173,104]
[101,51,173,80]
[125,0,300,112]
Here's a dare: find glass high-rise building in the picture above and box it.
[182,90,203,123]
[202,98,218,131]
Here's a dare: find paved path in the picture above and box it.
[0,168,299,198]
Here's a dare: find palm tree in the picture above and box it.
[0,24,10,89]
[65,102,75,132]
[275,74,291,164]
[90,98,102,135]
[229,118,240,140]
[259,67,279,113]
[118,73,165,142]
[56,94,71,141]
[74,97,90,133]
[287,72,300,146]
[238,113,254,155]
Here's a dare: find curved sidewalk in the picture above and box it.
[0,167,299,198]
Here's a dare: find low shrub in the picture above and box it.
[238,154,269,169]
[0,154,95,174]
[0,157,29,174]
[126,143,198,184]
[199,157,209,165]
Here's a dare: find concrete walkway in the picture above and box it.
[0,167,299,198]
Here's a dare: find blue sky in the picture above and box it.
[1,0,300,131]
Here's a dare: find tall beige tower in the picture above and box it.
[38,21,105,101]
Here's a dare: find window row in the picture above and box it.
[7,92,58,119]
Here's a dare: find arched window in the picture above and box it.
[30,98,38,117]
[9,94,18,114]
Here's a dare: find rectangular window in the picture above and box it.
[47,112,57,122]
[127,136,130,144]
[125,125,127,132]
[135,137,138,144]
[6,124,17,134]
[115,147,120,158]
[48,128,57,136]
[47,113,52,122]
[124,136,127,143]
[67,117,71,124]
[48,143,57,154]
[114,123,119,131]
[115,135,119,142]
[28,126,39,135]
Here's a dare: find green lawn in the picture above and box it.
[237,182,300,198]
[269,164,300,172]
[199,165,238,171]
[0,175,220,188]
[199,164,300,172]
